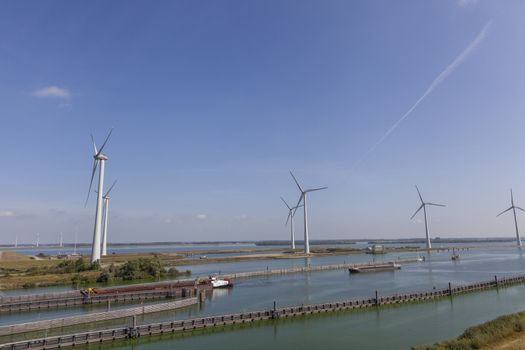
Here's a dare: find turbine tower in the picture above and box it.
[280,197,302,250]
[290,171,327,255]
[85,129,112,263]
[36,232,39,248]
[410,185,445,250]
[59,232,63,248]
[101,180,117,256]
[497,189,524,247]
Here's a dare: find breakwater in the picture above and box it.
[0,298,197,337]
[219,258,420,279]
[0,281,209,313]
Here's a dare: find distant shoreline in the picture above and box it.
[0,237,518,249]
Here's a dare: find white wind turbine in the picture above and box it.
[101,180,117,256]
[410,185,445,250]
[497,189,524,247]
[280,197,302,250]
[290,171,327,254]
[85,130,113,263]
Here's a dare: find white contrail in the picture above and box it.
[352,21,492,170]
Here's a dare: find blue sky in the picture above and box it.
[1,0,525,244]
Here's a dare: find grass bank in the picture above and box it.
[0,253,190,290]
[413,310,525,350]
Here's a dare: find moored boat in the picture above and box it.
[210,276,233,288]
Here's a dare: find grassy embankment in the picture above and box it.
[0,252,190,290]
[413,310,525,350]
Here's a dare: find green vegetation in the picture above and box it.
[73,256,190,286]
[413,310,525,350]
[0,254,190,290]
[102,256,190,282]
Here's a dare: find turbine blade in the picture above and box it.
[511,189,515,206]
[426,202,445,207]
[497,207,513,217]
[415,185,424,204]
[97,128,113,156]
[411,204,424,220]
[280,197,291,210]
[91,134,98,155]
[104,180,117,197]
[516,206,525,213]
[285,212,291,226]
[292,194,304,216]
[305,187,328,193]
[84,159,99,207]
[289,171,304,193]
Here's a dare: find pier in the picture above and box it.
[1,274,523,350]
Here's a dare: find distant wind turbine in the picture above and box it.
[73,228,78,255]
[59,232,63,248]
[497,189,524,247]
[280,197,302,250]
[85,129,113,262]
[101,180,117,256]
[14,233,18,248]
[36,232,39,248]
[290,171,327,254]
[410,186,445,250]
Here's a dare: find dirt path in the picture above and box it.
[489,334,525,349]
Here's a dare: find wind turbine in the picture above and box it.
[36,232,39,248]
[280,197,302,250]
[497,189,524,247]
[59,232,63,248]
[101,180,117,256]
[85,129,113,263]
[411,186,445,250]
[14,233,18,248]
[290,171,327,254]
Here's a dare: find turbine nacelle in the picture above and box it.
[85,129,113,207]
[497,189,525,217]
[95,153,108,161]
[411,185,445,219]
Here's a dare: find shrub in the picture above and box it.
[96,271,111,283]
[115,257,165,281]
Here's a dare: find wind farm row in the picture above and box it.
[75,130,525,263]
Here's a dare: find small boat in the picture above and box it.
[199,255,207,259]
[416,256,425,262]
[210,276,233,288]
[451,248,460,261]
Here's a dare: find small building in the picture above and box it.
[366,244,386,254]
